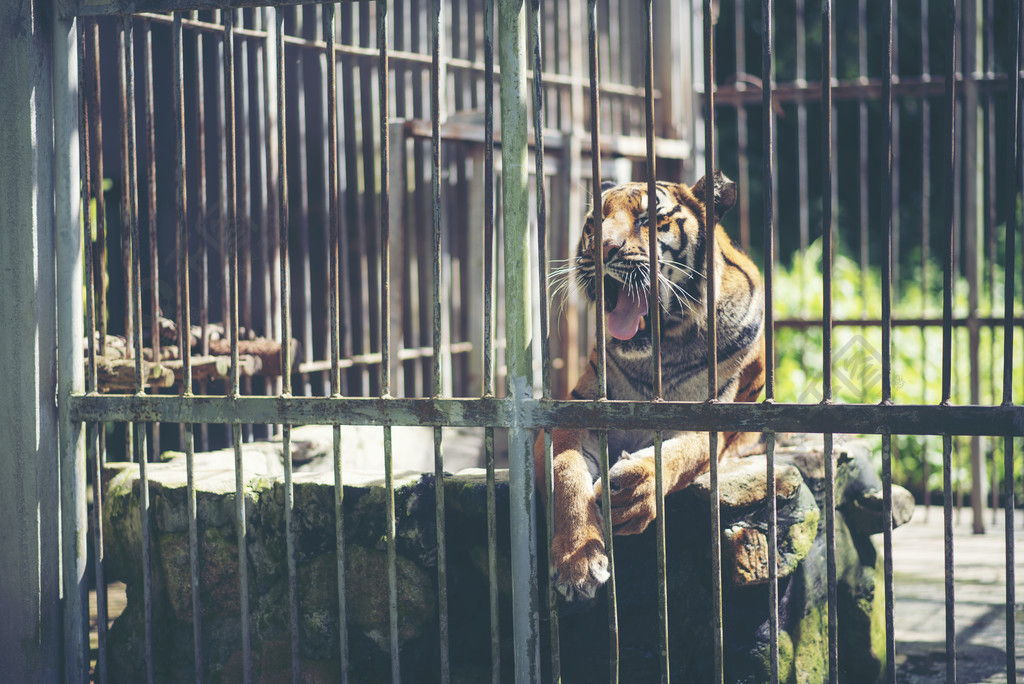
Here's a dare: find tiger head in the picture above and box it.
[571,171,738,347]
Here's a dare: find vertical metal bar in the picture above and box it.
[238,9,254,442]
[377,5,399,683]
[499,1,542,680]
[734,0,750,254]
[172,15,203,682]
[224,12,252,683]
[857,0,869,324]
[760,0,778,681]
[144,20,161,461]
[880,3,897,683]
[702,0,722,680]
[1002,2,1020,680]
[124,14,155,683]
[586,2,618,679]
[338,3,358,396]
[274,9,300,683]
[919,0,932,512]
[482,1,502,679]
[90,21,108,359]
[942,4,959,681]
[588,0,606,402]
[58,15,87,683]
[323,7,351,681]
[82,20,97,407]
[358,3,379,400]
[216,10,230,450]
[429,0,450,678]
[642,0,668,680]
[820,2,838,681]
[528,0,560,679]
[963,0,986,535]
[292,7,315,399]
[84,27,109,676]
[119,18,135,387]
[193,10,211,452]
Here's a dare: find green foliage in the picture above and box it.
[771,239,1023,504]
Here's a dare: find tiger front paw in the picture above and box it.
[595,456,658,535]
[551,528,610,601]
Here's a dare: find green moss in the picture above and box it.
[751,628,795,683]
[785,506,820,563]
[791,603,828,684]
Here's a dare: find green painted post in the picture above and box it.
[499,0,541,680]
[54,8,88,682]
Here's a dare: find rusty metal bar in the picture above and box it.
[193,9,211,451]
[880,2,897,682]
[942,3,959,680]
[774,316,1024,329]
[81,22,96,401]
[338,3,359,397]
[273,8,300,682]
[528,1,559,679]
[586,1,618,679]
[119,18,135,431]
[122,14,157,683]
[70,396,1024,435]
[642,0,668,680]
[760,0,778,680]
[292,6,315,398]
[90,21,108,359]
[84,27,109,678]
[223,11,253,682]
[733,0,750,253]
[376,4,399,684]
[1002,1,1021,679]
[217,9,229,447]
[821,1,838,680]
[323,6,352,681]
[144,19,161,461]
[429,0,450,677]
[702,0,723,679]
[482,0,501,679]
[172,14,203,681]
[238,9,254,440]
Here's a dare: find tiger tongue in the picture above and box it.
[606,287,649,340]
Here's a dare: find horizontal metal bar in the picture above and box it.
[401,119,690,160]
[776,317,1024,329]
[62,0,360,19]
[713,72,1023,106]
[70,394,1024,435]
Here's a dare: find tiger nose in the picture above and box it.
[602,237,625,261]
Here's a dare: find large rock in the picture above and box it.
[101,430,910,682]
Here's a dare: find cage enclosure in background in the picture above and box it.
[1,0,1021,681]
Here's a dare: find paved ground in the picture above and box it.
[893,505,1023,683]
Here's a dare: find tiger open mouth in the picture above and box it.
[603,275,649,341]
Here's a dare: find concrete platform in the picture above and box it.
[893,505,1024,683]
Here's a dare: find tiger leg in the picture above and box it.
[594,430,715,535]
[535,428,609,600]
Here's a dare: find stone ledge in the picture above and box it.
[101,429,912,682]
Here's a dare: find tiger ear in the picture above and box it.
[600,179,618,194]
[690,170,738,224]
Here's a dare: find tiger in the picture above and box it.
[537,170,766,601]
